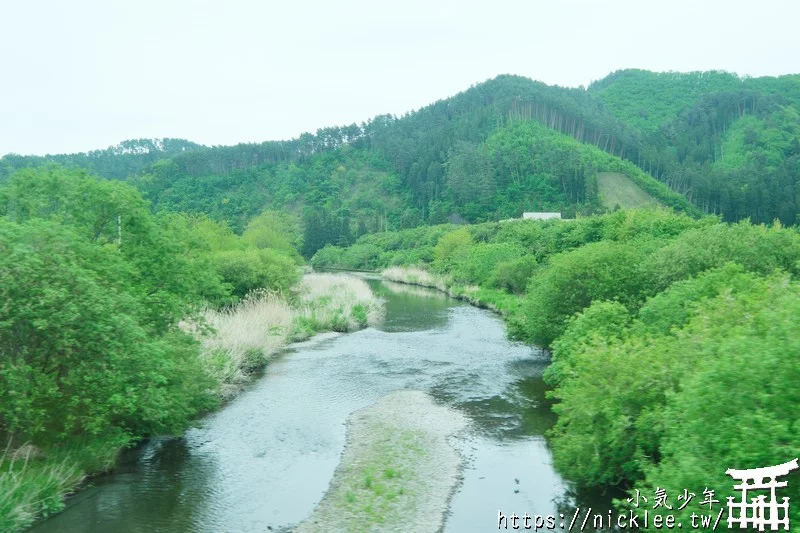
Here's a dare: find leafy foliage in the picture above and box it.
[518,239,656,347]
[0,166,310,529]
[214,248,299,299]
[317,206,800,525]
[0,210,218,446]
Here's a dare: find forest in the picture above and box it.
[2,69,798,259]
[312,208,800,526]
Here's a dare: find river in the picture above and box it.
[30,278,614,532]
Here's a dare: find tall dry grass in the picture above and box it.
[191,274,384,399]
[382,266,450,292]
[195,289,293,398]
[291,273,385,338]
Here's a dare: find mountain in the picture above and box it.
[2,69,798,255]
[588,70,800,221]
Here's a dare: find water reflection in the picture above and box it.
[30,438,217,533]
[368,279,452,332]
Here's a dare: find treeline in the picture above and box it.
[3,69,799,237]
[0,138,204,182]
[133,119,697,259]
[135,147,410,248]
[312,208,800,525]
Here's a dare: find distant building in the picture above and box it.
[522,212,562,220]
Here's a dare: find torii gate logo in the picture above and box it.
[726,458,799,531]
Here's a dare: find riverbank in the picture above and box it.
[4,273,385,533]
[381,266,523,319]
[310,212,800,528]
[295,390,468,533]
[197,273,385,400]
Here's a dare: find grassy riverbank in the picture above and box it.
[296,390,467,532]
[381,266,523,317]
[1,273,384,533]
[196,273,385,399]
[312,207,800,527]
[0,167,385,533]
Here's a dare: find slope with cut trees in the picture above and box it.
[3,69,799,252]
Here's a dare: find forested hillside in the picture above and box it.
[589,70,800,221]
[3,69,799,257]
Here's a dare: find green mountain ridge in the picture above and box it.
[2,69,799,255]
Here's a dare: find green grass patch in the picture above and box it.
[597,172,657,210]
[0,436,126,532]
[327,424,427,527]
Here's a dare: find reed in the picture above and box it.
[193,274,384,399]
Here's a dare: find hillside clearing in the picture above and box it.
[597,172,657,210]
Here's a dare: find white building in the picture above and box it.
[522,212,562,220]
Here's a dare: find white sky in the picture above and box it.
[1,0,798,156]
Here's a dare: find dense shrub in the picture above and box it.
[214,248,299,298]
[310,245,345,269]
[644,274,800,526]
[433,227,473,267]
[242,210,304,264]
[0,219,218,445]
[519,239,657,347]
[450,242,525,285]
[645,220,800,292]
[487,255,538,294]
[546,266,798,508]
[544,300,632,386]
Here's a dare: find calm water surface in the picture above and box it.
[30,279,614,533]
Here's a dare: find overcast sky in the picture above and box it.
[1,0,798,156]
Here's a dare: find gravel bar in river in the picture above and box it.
[295,390,468,532]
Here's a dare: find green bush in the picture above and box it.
[645,220,800,292]
[547,328,670,485]
[0,219,218,445]
[544,300,632,386]
[433,227,473,267]
[450,242,525,285]
[340,243,383,270]
[637,262,755,335]
[520,239,656,347]
[643,273,800,526]
[242,210,303,264]
[545,267,797,499]
[215,248,299,299]
[0,166,231,329]
[310,245,345,269]
[487,255,538,294]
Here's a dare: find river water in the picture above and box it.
[30,279,613,533]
